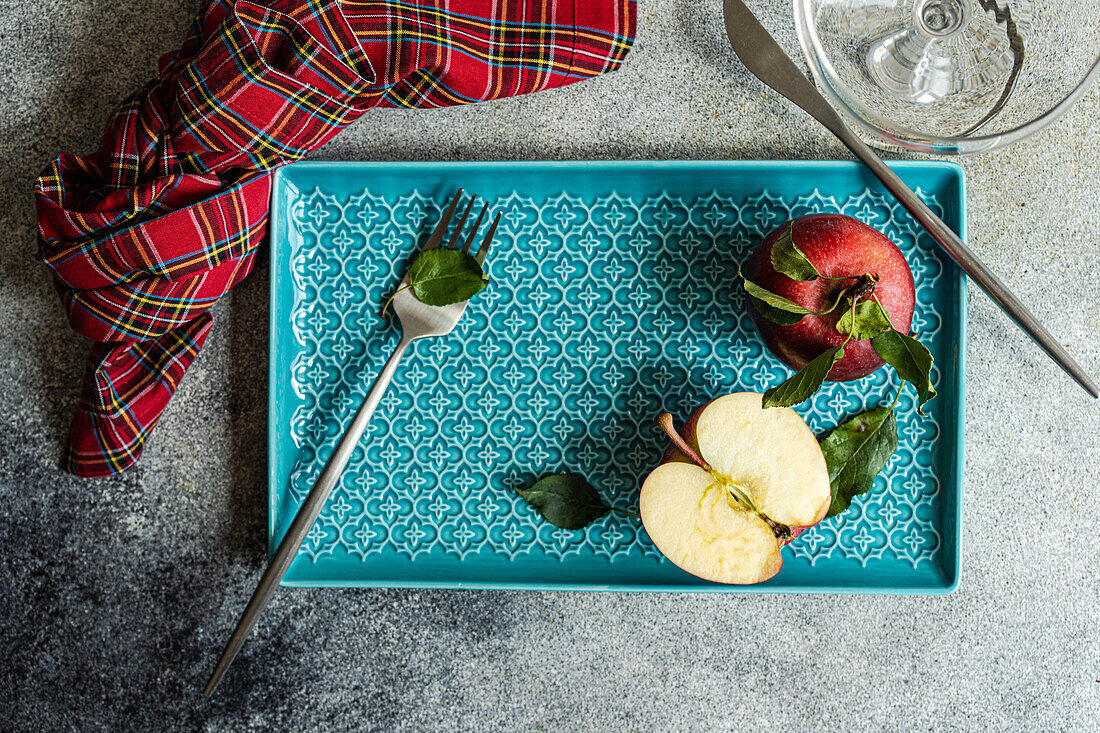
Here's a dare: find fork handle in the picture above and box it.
[203,335,414,696]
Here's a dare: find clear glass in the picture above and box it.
[794,0,1100,153]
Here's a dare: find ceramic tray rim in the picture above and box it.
[268,159,967,594]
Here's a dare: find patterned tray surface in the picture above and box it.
[269,161,965,592]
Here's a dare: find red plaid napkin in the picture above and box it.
[35,0,635,477]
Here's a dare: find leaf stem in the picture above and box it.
[609,506,640,519]
[818,286,851,316]
[871,292,891,320]
[380,283,413,316]
[841,296,860,346]
[890,382,903,409]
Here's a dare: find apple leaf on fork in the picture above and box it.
[411,249,489,305]
[381,249,489,315]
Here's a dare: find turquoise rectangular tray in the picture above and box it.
[269,160,966,593]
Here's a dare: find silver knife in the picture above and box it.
[722,0,1098,398]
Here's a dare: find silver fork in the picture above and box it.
[204,190,498,696]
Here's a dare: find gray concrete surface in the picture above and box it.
[2,1,1099,730]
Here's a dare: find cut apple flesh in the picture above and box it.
[641,462,783,584]
[692,393,829,528]
[640,393,830,584]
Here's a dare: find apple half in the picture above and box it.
[640,393,831,584]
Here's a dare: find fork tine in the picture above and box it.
[475,212,500,266]
[422,190,463,251]
[461,203,488,254]
[446,195,477,249]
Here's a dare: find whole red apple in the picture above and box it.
[743,213,915,381]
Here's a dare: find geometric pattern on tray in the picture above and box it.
[283,185,950,570]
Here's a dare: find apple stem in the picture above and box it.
[845,273,879,302]
[656,413,711,471]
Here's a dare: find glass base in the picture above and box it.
[797,0,1100,153]
[863,0,1025,134]
[803,0,1034,140]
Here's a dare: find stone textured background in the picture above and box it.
[2,1,1098,730]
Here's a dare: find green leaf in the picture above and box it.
[819,406,898,518]
[836,299,893,341]
[742,277,818,316]
[770,223,821,281]
[409,249,489,307]
[762,343,845,408]
[515,474,610,530]
[742,275,847,324]
[871,329,938,413]
[747,294,804,326]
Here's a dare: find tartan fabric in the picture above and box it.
[35,0,635,477]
